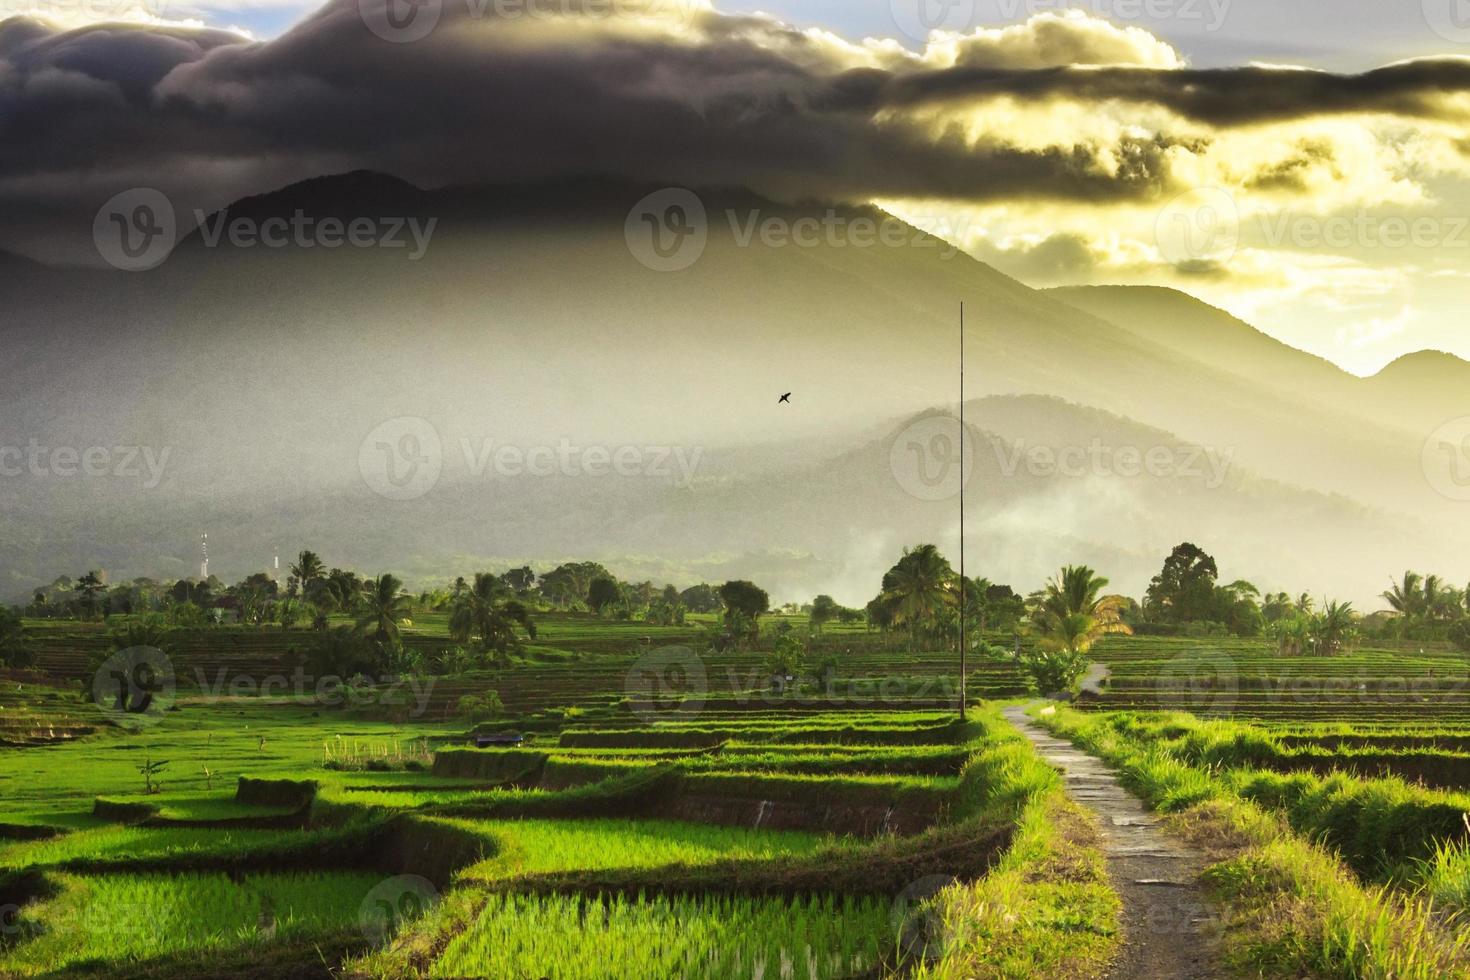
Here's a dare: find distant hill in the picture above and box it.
[1,172,1466,604]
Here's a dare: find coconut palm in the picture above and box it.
[75,571,107,619]
[289,550,325,599]
[1027,565,1133,656]
[1314,600,1358,656]
[449,573,537,669]
[880,545,956,651]
[357,574,409,649]
[1383,571,1425,622]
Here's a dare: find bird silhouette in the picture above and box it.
[779,393,791,404]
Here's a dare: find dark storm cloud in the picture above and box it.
[880,58,1470,126]
[0,2,1467,235]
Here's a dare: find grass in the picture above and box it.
[429,892,895,979]
[913,706,1120,979]
[0,871,383,976]
[456,817,841,881]
[1037,705,1470,978]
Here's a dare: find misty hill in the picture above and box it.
[2,171,1467,604]
[1050,285,1470,436]
[1364,351,1470,432]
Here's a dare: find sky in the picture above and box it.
[3,0,1469,374]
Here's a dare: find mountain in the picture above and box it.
[1364,351,1470,431]
[1,171,1467,605]
[1045,285,1358,406]
[1050,285,1470,437]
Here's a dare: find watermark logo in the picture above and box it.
[94,188,176,273]
[1155,187,1239,267]
[991,437,1234,489]
[891,0,976,43]
[994,0,1231,31]
[1424,0,1470,44]
[890,414,975,501]
[626,187,708,272]
[625,645,707,722]
[0,441,171,489]
[360,417,443,501]
[193,209,436,258]
[92,647,177,731]
[1423,416,1470,501]
[1156,647,1238,717]
[359,874,440,943]
[892,875,956,964]
[360,0,443,42]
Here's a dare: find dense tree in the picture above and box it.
[539,562,611,609]
[0,607,32,668]
[587,576,623,616]
[718,580,770,646]
[502,566,536,595]
[718,580,770,622]
[1144,543,1219,624]
[809,594,839,633]
[679,584,721,614]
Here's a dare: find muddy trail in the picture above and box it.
[1002,706,1224,980]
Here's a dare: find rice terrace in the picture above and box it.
[4,550,1470,978]
[7,0,1470,977]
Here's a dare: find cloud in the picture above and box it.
[919,11,1183,71]
[2,3,1470,263]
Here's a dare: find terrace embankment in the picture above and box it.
[1004,707,1223,980]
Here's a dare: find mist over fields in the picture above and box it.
[2,174,1467,607]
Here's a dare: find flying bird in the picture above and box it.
[779,393,791,403]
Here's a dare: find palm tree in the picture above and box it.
[75,571,107,619]
[357,574,409,649]
[289,550,325,599]
[1383,571,1424,622]
[448,573,536,670]
[1314,600,1358,656]
[1027,565,1133,655]
[880,545,955,651]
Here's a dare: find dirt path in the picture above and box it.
[1002,706,1224,980]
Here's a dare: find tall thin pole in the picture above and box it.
[959,302,967,721]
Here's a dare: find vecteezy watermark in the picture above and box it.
[94,188,176,273]
[189,667,437,717]
[624,645,707,723]
[460,438,703,486]
[359,875,440,944]
[1258,210,1470,250]
[891,875,957,964]
[1155,186,1240,267]
[992,437,1235,490]
[359,0,703,43]
[624,188,709,273]
[360,417,445,502]
[1155,647,1238,717]
[193,209,437,259]
[625,187,968,273]
[995,0,1230,30]
[890,415,976,502]
[92,647,177,732]
[359,416,705,502]
[1423,0,1470,44]
[0,441,171,489]
[1422,416,1470,502]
